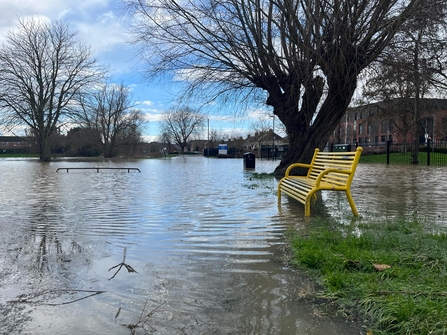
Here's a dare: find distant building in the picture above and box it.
[0,136,35,152]
[328,98,447,152]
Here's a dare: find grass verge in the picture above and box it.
[288,219,447,335]
[360,152,447,165]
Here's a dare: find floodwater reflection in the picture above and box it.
[323,164,447,226]
[0,157,445,334]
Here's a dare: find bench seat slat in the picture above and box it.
[278,147,362,216]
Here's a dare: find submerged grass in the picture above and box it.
[288,219,447,334]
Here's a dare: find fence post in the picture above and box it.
[427,138,431,166]
[386,140,391,165]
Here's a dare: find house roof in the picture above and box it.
[0,136,27,142]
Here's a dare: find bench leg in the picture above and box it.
[304,201,311,216]
[346,190,359,216]
[304,191,317,216]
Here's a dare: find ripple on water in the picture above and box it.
[8,158,439,334]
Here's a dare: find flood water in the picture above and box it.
[0,156,445,335]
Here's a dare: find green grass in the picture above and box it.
[360,152,447,164]
[288,219,447,334]
[250,172,275,179]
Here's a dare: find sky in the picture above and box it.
[0,0,276,142]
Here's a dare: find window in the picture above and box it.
[359,124,363,135]
[381,119,388,132]
[442,118,447,138]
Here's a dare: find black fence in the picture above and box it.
[258,140,447,166]
[358,140,447,166]
[260,145,289,160]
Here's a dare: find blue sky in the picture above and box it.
[0,0,277,142]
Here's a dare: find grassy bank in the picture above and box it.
[360,152,447,164]
[288,219,447,334]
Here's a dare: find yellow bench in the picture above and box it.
[278,147,362,216]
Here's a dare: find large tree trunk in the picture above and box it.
[38,135,52,161]
[274,75,358,177]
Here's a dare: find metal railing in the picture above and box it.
[56,167,141,173]
[359,140,447,166]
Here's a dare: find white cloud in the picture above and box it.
[0,1,125,50]
[75,11,129,54]
[136,100,153,107]
[142,110,165,123]
[0,1,101,31]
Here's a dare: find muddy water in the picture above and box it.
[0,157,444,335]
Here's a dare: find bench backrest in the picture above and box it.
[307,147,363,186]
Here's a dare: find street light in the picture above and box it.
[207,118,209,157]
[270,114,275,161]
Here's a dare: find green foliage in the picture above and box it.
[288,219,447,334]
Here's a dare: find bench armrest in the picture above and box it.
[285,163,312,177]
[315,168,351,186]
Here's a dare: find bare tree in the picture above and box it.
[158,131,173,154]
[0,18,105,161]
[124,0,430,175]
[78,83,144,158]
[250,115,273,156]
[160,107,204,153]
[360,0,447,163]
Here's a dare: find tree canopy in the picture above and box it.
[125,0,437,175]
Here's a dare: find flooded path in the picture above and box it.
[1,157,445,334]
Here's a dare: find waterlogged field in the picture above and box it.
[0,156,362,335]
[0,157,445,334]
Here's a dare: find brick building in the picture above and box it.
[0,136,35,152]
[328,98,447,150]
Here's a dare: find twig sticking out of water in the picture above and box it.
[7,289,106,306]
[108,247,138,280]
[119,300,166,335]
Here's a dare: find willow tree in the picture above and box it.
[125,0,430,175]
[0,18,104,161]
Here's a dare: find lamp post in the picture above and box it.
[270,114,275,161]
[207,118,209,157]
